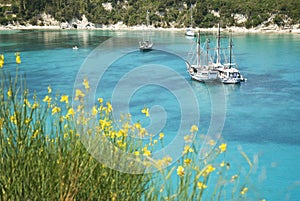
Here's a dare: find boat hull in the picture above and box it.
[220,78,241,84]
[186,61,219,82]
[191,76,219,83]
[185,32,195,37]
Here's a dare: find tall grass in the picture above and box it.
[0,70,255,200]
[0,71,148,200]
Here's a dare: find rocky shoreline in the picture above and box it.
[1,24,300,34]
[0,13,299,34]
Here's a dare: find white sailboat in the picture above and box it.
[139,11,153,51]
[217,35,246,84]
[185,6,195,37]
[213,24,246,84]
[185,32,219,82]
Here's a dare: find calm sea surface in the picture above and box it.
[0,29,299,200]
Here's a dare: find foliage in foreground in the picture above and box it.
[0,70,259,200]
[0,72,148,200]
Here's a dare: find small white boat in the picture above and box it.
[185,28,195,37]
[139,11,153,51]
[72,46,78,50]
[185,5,195,37]
[217,65,246,84]
[139,40,153,50]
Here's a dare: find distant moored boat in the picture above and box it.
[139,11,153,51]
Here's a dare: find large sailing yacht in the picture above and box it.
[185,32,219,82]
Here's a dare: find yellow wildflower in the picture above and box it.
[7,89,12,97]
[106,102,113,113]
[60,95,69,104]
[220,161,225,167]
[116,129,123,138]
[117,140,126,148]
[99,118,111,130]
[163,156,172,164]
[134,151,140,156]
[92,106,98,116]
[48,85,52,93]
[219,143,227,153]
[240,187,248,195]
[143,149,151,157]
[83,78,90,91]
[184,158,192,165]
[98,98,103,103]
[0,118,4,130]
[10,114,17,124]
[117,129,127,138]
[231,174,238,182]
[204,165,215,176]
[184,134,193,142]
[7,137,11,145]
[142,146,151,156]
[122,121,130,132]
[43,95,50,102]
[52,106,61,115]
[25,118,30,124]
[208,139,216,146]
[159,132,164,140]
[75,89,85,100]
[32,130,39,138]
[183,145,194,154]
[156,159,165,168]
[141,107,150,117]
[43,95,52,105]
[139,127,147,137]
[59,116,64,122]
[177,166,185,177]
[109,131,116,139]
[197,182,207,189]
[134,122,141,129]
[24,98,31,108]
[32,102,39,109]
[66,108,75,117]
[63,124,68,130]
[77,104,84,111]
[190,125,198,133]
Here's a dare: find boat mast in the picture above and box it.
[190,6,193,28]
[142,22,145,42]
[229,33,233,68]
[146,10,150,41]
[196,31,201,67]
[206,38,210,65]
[216,23,221,64]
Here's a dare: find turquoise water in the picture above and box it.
[1,30,300,200]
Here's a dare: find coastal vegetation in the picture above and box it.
[0,70,256,200]
[0,0,299,29]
